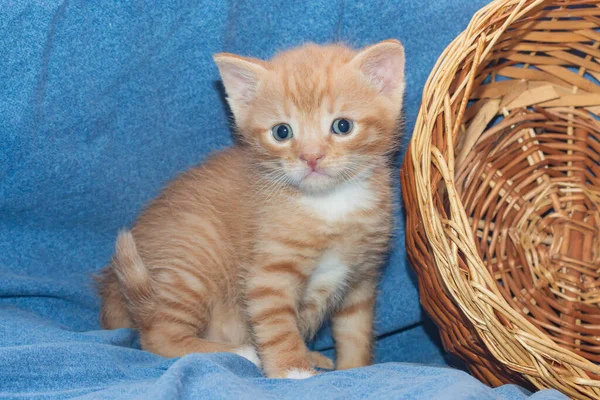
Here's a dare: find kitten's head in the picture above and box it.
[214,40,405,195]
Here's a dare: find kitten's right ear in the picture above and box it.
[213,53,268,117]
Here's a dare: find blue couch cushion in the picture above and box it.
[0,0,567,398]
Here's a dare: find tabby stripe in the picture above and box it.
[335,298,374,318]
[155,269,212,312]
[260,330,298,349]
[247,286,287,301]
[275,236,318,251]
[170,334,200,346]
[261,262,308,281]
[169,262,214,291]
[162,280,205,310]
[170,237,222,270]
[172,248,221,277]
[172,221,221,249]
[160,298,206,323]
[155,312,200,330]
[252,305,296,325]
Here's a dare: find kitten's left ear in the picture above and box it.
[351,39,405,102]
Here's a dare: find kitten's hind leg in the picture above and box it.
[332,278,377,370]
[141,323,232,357]
[110,231,260,367]
[140,323,261,367]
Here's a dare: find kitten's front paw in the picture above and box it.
[283,368,317,379]
[308,351,334,370]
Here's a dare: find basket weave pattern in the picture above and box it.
[401,1,600,398]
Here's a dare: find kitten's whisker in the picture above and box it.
[253,174,287,198]
[263,174,291,203]
[257,170,291,199]
[253,171,287,196]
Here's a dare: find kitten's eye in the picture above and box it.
[331,118,354,135]
[272,123,293,141]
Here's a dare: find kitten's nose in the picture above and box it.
[300,153,325,171]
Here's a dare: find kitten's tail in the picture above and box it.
[112,230,154,318]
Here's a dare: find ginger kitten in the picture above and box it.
[96,39,405,379]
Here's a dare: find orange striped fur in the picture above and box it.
[95,40,405,379]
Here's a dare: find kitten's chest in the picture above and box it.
[303,251,349,303]
[297,179,376,224]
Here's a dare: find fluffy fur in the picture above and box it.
[95,39,405,378]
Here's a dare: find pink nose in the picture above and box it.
[300,153,325,170]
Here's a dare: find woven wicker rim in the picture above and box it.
[407,0,600,398]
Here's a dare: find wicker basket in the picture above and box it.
[401,1,600,398]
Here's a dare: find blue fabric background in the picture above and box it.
[0,0,566,398]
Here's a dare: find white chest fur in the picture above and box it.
[298,179,375,222]
[304,251,348,303]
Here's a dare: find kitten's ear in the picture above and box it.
[351,39,405,102]
[213,53,268,117]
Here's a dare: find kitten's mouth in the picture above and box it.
[302,170,329,180]
[294,167,350,194]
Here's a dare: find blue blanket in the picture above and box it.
[0,0,566,398]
